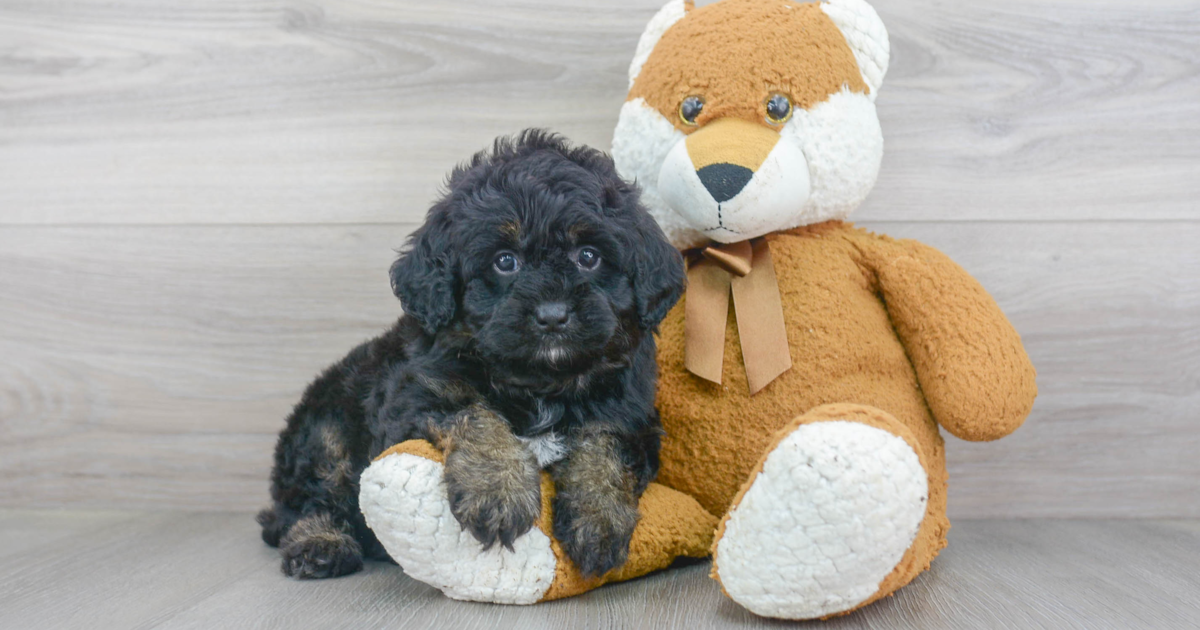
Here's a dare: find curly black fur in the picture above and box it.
[439,405,543,550]
[550,427,645,576]
[258,130,686,579]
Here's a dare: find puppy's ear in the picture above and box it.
[633,217,686,331]
[390,210,458,335]
[608,183,686,331]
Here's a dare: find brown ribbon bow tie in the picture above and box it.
[684,239,792,394]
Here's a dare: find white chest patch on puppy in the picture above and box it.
[518,432,568,468]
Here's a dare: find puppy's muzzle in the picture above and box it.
[534,302,571,333]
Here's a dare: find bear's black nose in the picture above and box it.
[696,163,754,203]
[534,302,571,332]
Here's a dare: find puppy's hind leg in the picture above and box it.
[278,512,364,579]
[256,503,299,548]
[261,402,372,578]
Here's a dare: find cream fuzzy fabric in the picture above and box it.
[359,453,557,604]
[713,421,928,619]
[820,0,890,100]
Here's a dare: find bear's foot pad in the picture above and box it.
[359,450,556,604]
[713,420,928,619]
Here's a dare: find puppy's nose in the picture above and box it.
[696,163,754,203]
[534,302,571,332]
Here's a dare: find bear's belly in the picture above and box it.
[654,229,939,516]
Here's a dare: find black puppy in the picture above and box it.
[258,130,686,580]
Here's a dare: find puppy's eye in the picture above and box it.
[575,247,601,270]
[765,93,793,124]
[679,96,704,126]
[493,251,521,274]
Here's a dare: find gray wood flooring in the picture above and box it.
[1,510,1197,630]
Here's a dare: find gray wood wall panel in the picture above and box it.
[2,222,1196,516]
[0,0,1196,516]
[1,0,1197,224]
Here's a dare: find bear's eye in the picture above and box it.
[679,96,704,126]
[574,246,601,270]
[493,251,521,274]
[765,93,793,124]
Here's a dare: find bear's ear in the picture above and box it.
[820,0,890,100]
[627,0,693,89]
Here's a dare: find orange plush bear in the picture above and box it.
[358,0,1037,619]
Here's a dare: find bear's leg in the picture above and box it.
[358,440,717,604]
[711,403,943,619]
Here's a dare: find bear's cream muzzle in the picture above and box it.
[656,117,811,243]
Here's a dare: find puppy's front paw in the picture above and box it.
[279,514,364,579]
[552,495,639,577]
[444,447,541,550]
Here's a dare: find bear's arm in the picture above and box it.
[862,235,1037,441]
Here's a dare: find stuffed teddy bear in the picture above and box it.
[358,0,1037,619]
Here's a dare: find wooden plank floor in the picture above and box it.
[1,511,1197,630]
